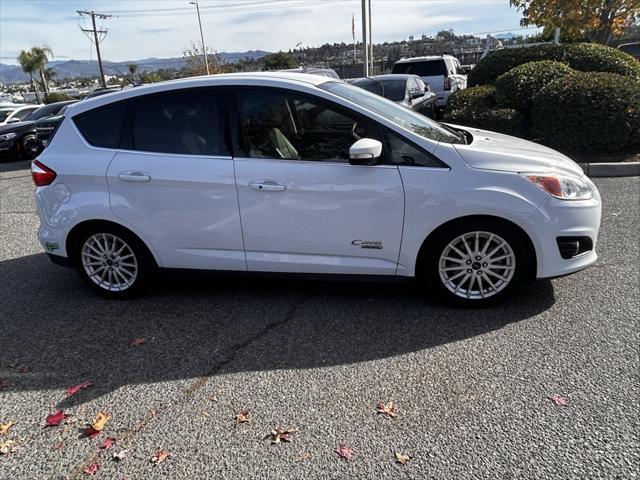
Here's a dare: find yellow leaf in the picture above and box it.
[395,452,412,465]
[0,421,15,434]
[91,412,110,432]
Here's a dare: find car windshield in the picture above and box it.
[29,104,62,121]
[392,60,447,77]
[319,81,464,144]
[377,80,406,101]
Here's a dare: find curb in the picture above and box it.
[578,162,640,178]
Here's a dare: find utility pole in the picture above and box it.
[361,0,369,77]
[190,1,210,75]
[368,0,373,74]
[77,10,112,88]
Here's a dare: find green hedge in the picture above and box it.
[495,61,574,111]
[446,85,496,113]
[531,72,640,152]
[44,92,71,104]
[468,43,640,86]
[445,108,526,137]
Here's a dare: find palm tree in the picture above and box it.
[31,46,54,96]
[17,50,41,103]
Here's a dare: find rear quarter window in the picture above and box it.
[73,103,126,148]
[392,60,447,77]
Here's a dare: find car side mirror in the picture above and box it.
[410,89,423,99]
[349,138,382,166]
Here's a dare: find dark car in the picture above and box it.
[35,103,78,151]
[351,74,437,118]
[619,42,640,60]
[0,100,77,161]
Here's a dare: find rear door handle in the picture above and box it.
[118,171,151,183]
[249,180,286,192]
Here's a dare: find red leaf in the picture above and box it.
[336,443,356,460]
[100,437,115,449]
[83,426,101,439]
[84,463,100,475]
[549,394,568,406]
[45,410,68,427]
[66,380,94,396]
[129,337,147,347]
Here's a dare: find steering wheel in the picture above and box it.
[350,121,364,141]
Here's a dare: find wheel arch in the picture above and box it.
[65,219,159,268]
[415,214,537,280]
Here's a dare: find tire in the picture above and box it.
[422,219,531,307]
[73,225,152,299]
[21,134,42,160]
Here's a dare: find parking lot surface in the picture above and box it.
[1,160,638,479]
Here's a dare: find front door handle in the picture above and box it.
[118,171,151,183]
[249,180,286,192]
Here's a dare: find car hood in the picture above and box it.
[448,125,584,177]
[0,120,36,135]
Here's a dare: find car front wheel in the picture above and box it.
[75,227,150,298]
[424,221,530,307]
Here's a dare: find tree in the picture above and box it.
[17,50,41,103]
[510,0,640,45]
[31,46,54,96]
[182,42,223,77]
[262,51,296,70]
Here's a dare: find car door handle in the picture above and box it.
[118,171,151,183]
[249,180,286,192]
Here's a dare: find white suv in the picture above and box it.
[32,72,601,306]
[392,55,467,115]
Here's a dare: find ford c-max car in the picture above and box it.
[32,72,601,306]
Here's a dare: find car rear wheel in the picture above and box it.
[424,220,530,307]
[75,227,151,298]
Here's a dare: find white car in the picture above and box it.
[0,104,42,125]
[32,72,601,306]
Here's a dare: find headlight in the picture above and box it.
[520,173,593,200]
[0,132,17,141]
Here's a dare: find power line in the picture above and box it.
[77,10,113,88]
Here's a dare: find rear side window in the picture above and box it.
[74,103,126,148]
[392,60,447,77]
[130,90,228,156]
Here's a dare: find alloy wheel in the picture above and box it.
[81,233,138,292]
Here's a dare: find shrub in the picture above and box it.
[44,92,71,104]
[468,43,640,86]
[446,85,496,113]
[495,61,574,111]
[445,108,526,137]
[531,72,640,152]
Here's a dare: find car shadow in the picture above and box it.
[0,253,556,407]
[0,158,30,173]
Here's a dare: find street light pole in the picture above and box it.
[190,1,210,75]
[361,0,369,76]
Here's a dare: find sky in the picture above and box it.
[0,0,532,64]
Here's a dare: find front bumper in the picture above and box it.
[526,180,602,279]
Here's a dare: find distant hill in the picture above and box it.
[0,50,269,83]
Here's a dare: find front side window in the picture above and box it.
[238,89,379,162]
[14,108,37,121]
[131,90,227,156]
[319,81,465,144]
[74,103,126,148]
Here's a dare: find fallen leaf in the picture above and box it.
[549,394,568,406]
[91,412,111,431]
[395,452,412,465]
[100,437,116,449]
[129,337,147,347]
[66,380,94,396]
[376,401,397,418]
[82,426,101,439]
[151,449,170,464]
[269,427,296,444]
[51,442,65,451]
[0,440,17,455]
[45,410,69,427]
[84,463,100,475]
[234,410,250,426]
[113,449,129,461]
[0,421,15,434]
[335,443,355,460]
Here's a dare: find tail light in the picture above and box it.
[31,160,57,186]
[444,76,452,90]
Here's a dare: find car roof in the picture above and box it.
[368,74,414,81]
[395,55,455,64]
[67,72,335,116]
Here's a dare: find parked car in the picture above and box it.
[351,74,437,118]
[84,86,123,99]
[618,42,640,60]
[0,100,77,160]
[32,72,601,306]
[281,67,340,79]
[0,104,42,126]
[34,102,79,152]
[392,55,467,116]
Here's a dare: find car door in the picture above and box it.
[232,87,405,275]
[106,88,246,271]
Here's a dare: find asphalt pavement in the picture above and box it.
[1,160,638,479]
